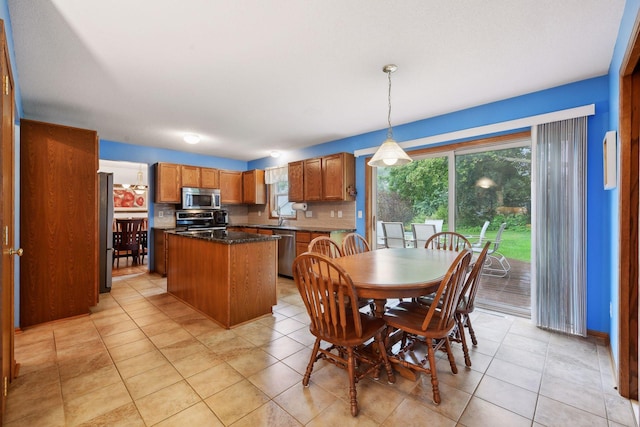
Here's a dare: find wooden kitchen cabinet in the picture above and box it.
[288,160,304,202]
[155,162,182,203]
[201,167,220,188]
[180,165,201,187]
[153,228,169,276]
[219,170,243,204]
[290,152,355,202]
[295,231,330,256]
[322,152,355,201]
[303,158,322,201]
[242,169,266,204]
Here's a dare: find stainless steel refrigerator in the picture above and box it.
[98,172,114,293]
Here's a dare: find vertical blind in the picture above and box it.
[535,117,587,336]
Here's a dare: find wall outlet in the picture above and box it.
[337,210,343,218]
[358,210,363,218]
[305,210,313,218]
[330,210,335,218]
[158,211,164,218]
[258,211,261,217]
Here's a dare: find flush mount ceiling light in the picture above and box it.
[183,133,201,144]
[368,64,413,168]
[270,151,281,158]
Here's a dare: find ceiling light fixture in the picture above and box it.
[270,151,281,158]
[183,133,201,144]
[368,64,413,167]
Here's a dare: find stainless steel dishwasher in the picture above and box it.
[273,229,296,277]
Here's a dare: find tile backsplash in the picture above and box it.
[242,201,356,229]
[153,201,356,230]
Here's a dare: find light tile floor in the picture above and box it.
[4,272,637,426]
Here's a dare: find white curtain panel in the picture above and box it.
[535,117,587,336]
[265,165,288,184]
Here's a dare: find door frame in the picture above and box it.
[618,10,640,400]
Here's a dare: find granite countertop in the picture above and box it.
[167,229,280,245]
[229,224,355,233]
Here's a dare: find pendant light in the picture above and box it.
[368,64,413,167]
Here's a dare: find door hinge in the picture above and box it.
[3,377,7,397]
[3,75,7,96]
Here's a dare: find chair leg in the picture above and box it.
[303,338,321,386]
[443,337,458,374]
[425,338,441,405]
[455,313,472,367]
[347,347,359,417]
[466,314,478,346]
[375,333,396,384]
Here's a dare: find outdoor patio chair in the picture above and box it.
[411,223,437,249]
[424,219,444,233]
[381,222,408,248]
[469,220,490,248]
[474,222,511,277]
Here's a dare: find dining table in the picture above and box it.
[331,247,462,381]
[332,247,461,318]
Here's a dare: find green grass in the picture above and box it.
[455,227,531,262]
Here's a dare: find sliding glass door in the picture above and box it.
[372,137,532,316]
[455,144,532,316]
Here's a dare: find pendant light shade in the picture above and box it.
[368,64,413,168]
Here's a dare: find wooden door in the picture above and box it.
[201,167,219,188]
[219,170,242,204]
[155,163,181,203]
[20,120,98,327]
[0,20,14,421]
[303,158,322,201]
[288,161,303,202]
[180,165,201,187]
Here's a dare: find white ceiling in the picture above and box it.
[7,0,625,161]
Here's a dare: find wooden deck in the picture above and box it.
[475,258,531,317]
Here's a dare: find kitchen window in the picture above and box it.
[270,181,295,218]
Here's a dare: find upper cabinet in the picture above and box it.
[220,170,243,204]
[288,152,355,202]
[303,158,322,201]
[180,165,201,188]
[201,167,220,189]
[242,169,266,204]
[322,153,355,201]
[155,162,181,203]
[288,161,304,202]
[154,163,263,205]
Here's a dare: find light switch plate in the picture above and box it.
[337,210,343,218]
[358,210,363,218]
[305,211,313,218]
[158,211,164,218]
[330,211,335,217]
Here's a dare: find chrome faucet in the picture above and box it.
[278,216,286,226]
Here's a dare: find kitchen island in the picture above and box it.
[166,230,279,328]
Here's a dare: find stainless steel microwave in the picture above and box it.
[181,187,221,210]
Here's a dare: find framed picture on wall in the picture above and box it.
[114,186,148,211]
[603,130,617,190]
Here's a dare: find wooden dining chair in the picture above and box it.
[342,232,370,256]
[452,241,491,366]
[383,249,472,405]
[308,236,343,258]
[113,218,143,268]
[425,231,471,251]
[293,252,395,416]
[340,233,376,312]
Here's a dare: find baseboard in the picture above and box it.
[587,329,609,347]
